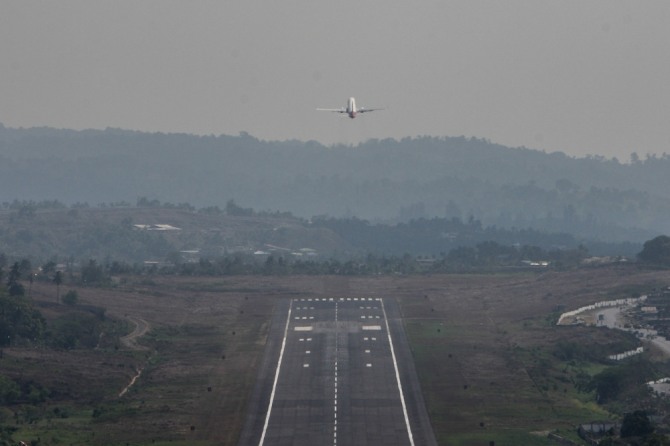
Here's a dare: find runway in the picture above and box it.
[238,297,436,446]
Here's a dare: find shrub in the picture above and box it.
[62,290,78,306]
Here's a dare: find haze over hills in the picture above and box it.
[1,123,669,247]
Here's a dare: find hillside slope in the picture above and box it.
[2,124,669,243]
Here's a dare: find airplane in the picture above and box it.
[316,97,384,119]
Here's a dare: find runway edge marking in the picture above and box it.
[257,298,293,446]
[381,297,416,446]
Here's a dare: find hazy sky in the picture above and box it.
[2,1,669,160]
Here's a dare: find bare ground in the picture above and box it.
[119,316,151,350]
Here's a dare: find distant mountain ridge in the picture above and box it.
[1,123,669,244]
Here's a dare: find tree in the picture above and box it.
[225,199,253,216]
[630,152,641,164]
[0,425,18,446]
[62,290,78,306]
[53,271,63,303]
[42,260,56,277]
[6,262,20,285]
[0,375,20,404]
[0,295,46,346]
[18,259,31,276]
[6,262,24,297]
[590,368,623,403]
[620,410,653,438]
[81,259,105,285]
[27,270,34,297]
[638,235,670,266]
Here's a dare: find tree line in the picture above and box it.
[0,256,108,350]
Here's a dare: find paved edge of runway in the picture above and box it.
[384,297,439,446]
[236,297,438,446]
[237,298,291,446]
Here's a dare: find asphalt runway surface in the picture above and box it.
[238,297,437,446]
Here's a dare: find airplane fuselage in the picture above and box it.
[347,97,357,118]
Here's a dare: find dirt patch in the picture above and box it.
[119,316,151,350]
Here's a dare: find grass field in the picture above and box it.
[2,265,670,445]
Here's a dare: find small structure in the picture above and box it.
[608,346,643,361]
[647,378,670,396]
[133,223,181,231]
[578,421,619,444]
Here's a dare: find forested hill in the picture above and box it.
[1,123,669,244]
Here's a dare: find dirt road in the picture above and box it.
[120,316,150,350]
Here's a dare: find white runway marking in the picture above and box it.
[381,298,415,446]
[258,299,293,446]
[333,300,339,446]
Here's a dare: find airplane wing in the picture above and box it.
[316,108,347,113]
[358,107,384,113]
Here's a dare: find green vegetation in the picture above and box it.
[441,430,569,446]
[621,410,654,438]
[638,235,670,266]
[0,259,137,445]
[0,294,46,347]
[61,289,78,306]
[0,375,21,404]
[0,286,109,350]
